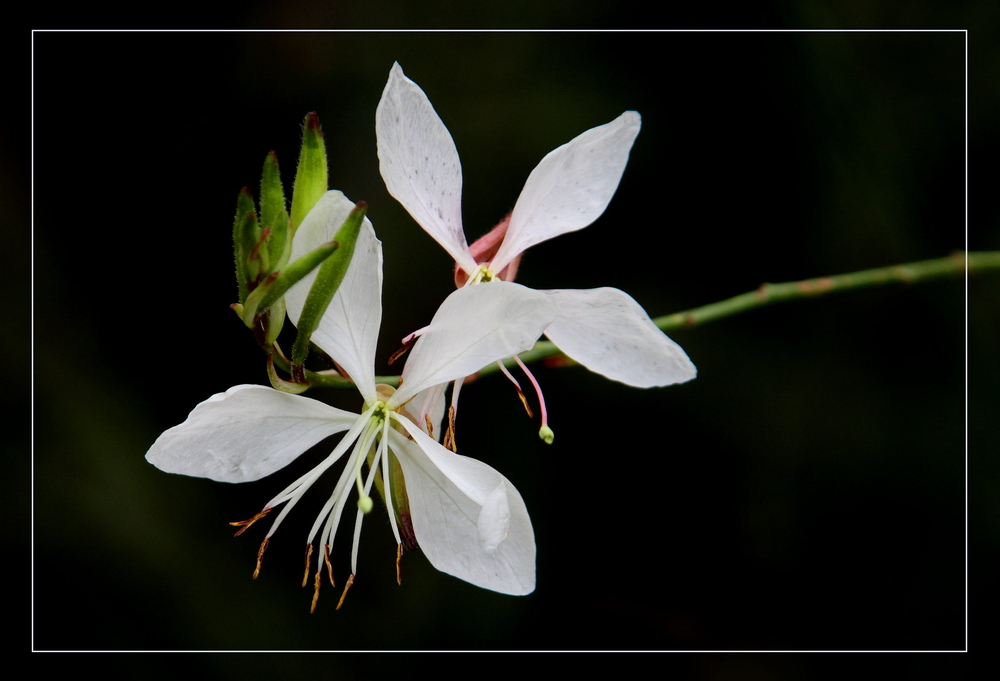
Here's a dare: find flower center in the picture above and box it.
[466,263,499,285]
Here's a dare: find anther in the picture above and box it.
[443,405,458,453]
[336,574,355,610]
[497,360,533,417]
[252,538,269,580]
[302,544,314,587]
[396,543,403,585]
[310,571,322,613]
[324,544,335,587]
[388,339,413,366]
[424,414,434,440]
[229,508,271,536]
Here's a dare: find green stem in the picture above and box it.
[303,250,1000,387]
[479,250,996,379]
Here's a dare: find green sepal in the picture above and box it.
[266,355,310,394]
[232,188,259,303]
[290,202,367,368]
[240,239,340,324]
[290,112,329,233]
[265,298,286,347]
[259,151,289,271]
[247,224,271,281]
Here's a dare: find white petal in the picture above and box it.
[402,383,448,442]
[478,482,512,552]
[491,111,641,273]
[145,385,359,483]
[376,62,477,272]
[391,282,557,405]
[542,287,697,388]
[389,417,535,595]
[285,191,382,402]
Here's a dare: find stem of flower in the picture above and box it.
[299,250,997,388]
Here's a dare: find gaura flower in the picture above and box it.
[376,62,696,393]
[146,191,557,607]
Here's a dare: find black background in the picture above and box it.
[23,24,992,675]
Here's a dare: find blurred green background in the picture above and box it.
[24,25,991,670]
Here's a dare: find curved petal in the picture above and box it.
[376,62,477,272]
[145,385,359,483]
[491,111,642,273]
[285,191,382,402]
[391,282,557,405]
[389,417,535,595]
[542,287,697,388]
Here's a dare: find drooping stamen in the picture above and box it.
[396,543,403,585]
[349,443,384,576]
[302,544,314,587]
[443,405,458,453]
[310,571,322,614]
[324,545,335,587]
[514,355,554,444]
[252,538,268,580]
[379,418,402,547]
[230,507,271,537]
[336,573,355,610]
[496,360,533,418]
[262,407,377,542]
[390,325,430,365]
[309,415,382,581]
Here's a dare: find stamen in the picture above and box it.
[396,543,403,585]
[423,414,434,440]
[230,507,271,536]
[388,341,413,365]
[514,355,554,444]
[252,538,268,580]
[496,360,533,417]
[310,571,322,613]
[302,544,314,587]
[324,545,335,587]
[443,405,458,453]
[349,445,384,576]
[379,419,402,547]
[336,574,355,610]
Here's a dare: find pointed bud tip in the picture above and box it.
[304,112,323,133]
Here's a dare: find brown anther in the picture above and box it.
[324,545,335,587]
[310,571,322,613]
[302,544,314,587]
[230,508,272,536]
[514,385,534,418]
[424,414,435,440]
[388,339,414,365]
[252,538,269,580]
[396,543,403,585]
[336,574,355,610]
[443,405,458,453]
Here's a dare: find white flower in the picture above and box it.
[146,192,557,605]
[376,62,696,389]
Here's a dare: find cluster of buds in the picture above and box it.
[229,113,367,390]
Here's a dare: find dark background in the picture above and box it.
[22,25,992,674]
